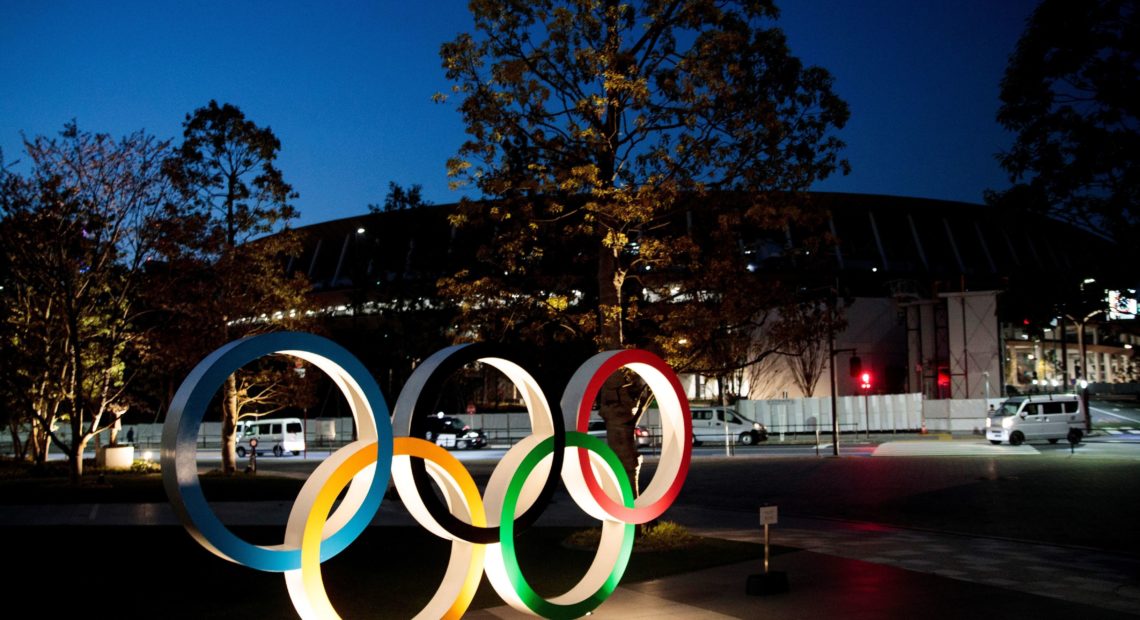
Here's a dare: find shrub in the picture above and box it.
[564,521,699,552]
[130,459,161,474]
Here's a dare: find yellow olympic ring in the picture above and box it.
[285,437,487,620]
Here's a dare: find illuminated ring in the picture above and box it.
[164,336,692,619]
[160,332,392,571]
[392,343,565,544]
[560,349,692,524]
[485,432,635,618]
[285,437,486,620]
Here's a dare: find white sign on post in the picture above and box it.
[759,505,778,526]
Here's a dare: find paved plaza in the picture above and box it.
[3,437,1138,618]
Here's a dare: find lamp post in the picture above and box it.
[828,326,839,456]
[1066,308,1104,392]
[1079,379,1091,433]
[826,325,855,455]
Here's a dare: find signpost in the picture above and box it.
[246,438,258,474]
[747,504,789,595]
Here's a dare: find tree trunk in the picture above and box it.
[221,373,239,475]
[600,374,641,490]
[67,300,87,485]
[69,434,88,484]
[8,423,25,461]
[29,422,49,465]
[596,243,641,490]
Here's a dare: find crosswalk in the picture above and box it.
[872,440,1039,456]
[1104,426,1140,435]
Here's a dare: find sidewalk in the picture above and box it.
[4,498,1137,618]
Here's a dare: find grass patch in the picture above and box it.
[564,520,700,552]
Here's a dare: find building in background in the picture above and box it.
[284,193,1136,406]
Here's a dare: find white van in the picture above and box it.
[689,406,768,446]
[235,418,305,457]
[986,394,1085,446]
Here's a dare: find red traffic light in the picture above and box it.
[860,372,872,390]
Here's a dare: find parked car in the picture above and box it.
[688,406,768,446]
[422,414,487,449]
[235,417,305,457]
[586,420,653,447]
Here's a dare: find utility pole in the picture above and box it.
[828,325,840,456]
[826,311,856,455]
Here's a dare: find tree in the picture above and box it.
[162,101,310,474]
[990,0,1139,242]
[439,0,848,479]
[773,299,845,398]
[370,181,432,213]
[0,123,178,481]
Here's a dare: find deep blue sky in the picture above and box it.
[1,0,1040,228]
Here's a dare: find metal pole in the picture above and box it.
[829,319,840,456]
[1078,320,1086,385]
[722,377,732,457]
[1060,317,1069,386]
[864,391,870,440]
[763,523,770,574]
[1081,383,1092,433]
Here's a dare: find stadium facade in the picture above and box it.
[285,193,1137,403]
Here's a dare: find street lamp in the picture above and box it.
[1065,308,1104,389]
[828,325,839,455]
[826,335,855,456]
[1078,378,1092,433]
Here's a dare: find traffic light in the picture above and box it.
[850,356,861,378]
[860,371,872,391]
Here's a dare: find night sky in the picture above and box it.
[0,0,1041,227]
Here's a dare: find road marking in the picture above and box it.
[1106,429,1123,435]
[872,441,1039,456]
[1090,406,1139,423]
[88,504,99,520]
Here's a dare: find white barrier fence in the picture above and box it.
[4,393,999,457]
[741,393,926,435]
[639,393,926,436]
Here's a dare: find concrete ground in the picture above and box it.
[4,435,1139,618]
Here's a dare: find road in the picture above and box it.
[220,427,1138,476]
[1090,398,1140,442]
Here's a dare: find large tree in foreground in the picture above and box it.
[990,0,1139,241]
[162,101,311,474]
[439,0,848,477]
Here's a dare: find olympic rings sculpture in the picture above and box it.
[161,332,692,619]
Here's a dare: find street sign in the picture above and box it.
[759,505,778,526]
